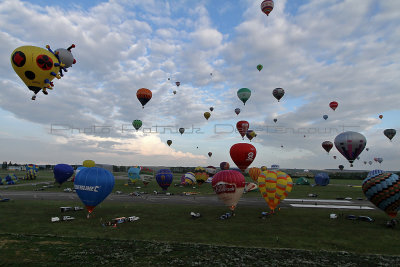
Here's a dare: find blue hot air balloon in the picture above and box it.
[155,169,173,190]
[128,166,141,184]
[315,172,330,186]
[323,115,328,120]
[74,167,115,214]
[53,164,74,185]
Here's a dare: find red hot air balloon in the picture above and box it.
[322,141,333,153]
[136,88,152,108]
[329,101,338,111]
[230,143,257,172]
[236,120,249,140]
[261,0,274,16]
[212,170,246,211]
[379,115,383,119]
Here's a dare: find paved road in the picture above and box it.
[0,190,376,210]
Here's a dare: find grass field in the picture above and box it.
[1,169,399,265]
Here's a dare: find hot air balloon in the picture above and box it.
[235,108,241,115]
[204,112,211,120]
[205,166,217,176]
[179,128,185,135]
[260,0,274,16]
[208,152,212,157]
[128,166,141,184]
[237,88,251,105]
[364,161,367,165]
[175,81,180,87]
[136,88,152,108]
[74,167,115,215]
[73,166,86,182]
[272,88,284,102]
[220,162,230,170]
[258,170,292,211]
[246,130,257,141]
[248,167,261,183]
[384,129,396,141]
[11,44,74,100]
[329,101,338,111]
[257,64,263,72]
[338,165,344,171]
[194,166,209,185]
[369,161,373,165]
[315,173,330,186]
[210,107,214,112]
[236,120,249,140]
[155,169,173,190]
[132,120,142,131]
[167,140,172,146]
[139,167,153,186]
[53,164,74,185]
[366,148,369,151]
[181,172,196,185]
[273,118,277,123]
[379,115,383,119]
[376,157,383,164]
[212,170,246,211]
[322,141,333,153]
[323,115,328,120]
[334,131,367,167]
[173,90,176,95]
[260,166,268,171]
[362,172,400,218]
[55,44,76,70]
[83,160,95,168]
[333,156,337,159]
[230,143,257,172]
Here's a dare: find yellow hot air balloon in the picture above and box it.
[83,160,95,168]
[248,167,261,183]
[204,112,211,120]
[273,171,293,209]
[258,170,292,212]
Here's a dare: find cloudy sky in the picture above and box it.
[0,0,399,170]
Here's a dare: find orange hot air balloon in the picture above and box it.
[136,88,152,108]
[248,167,261,183]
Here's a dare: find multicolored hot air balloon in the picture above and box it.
[236,120,249,140]
[212,170,246,211]
[128,166,141,184]
[132,120,142,131]
[220,162,230,170]
[230,143,257,172]
[74,167,115,215]
[272,88,285,102]
[235,108,241,115]
[248,167,261,183]
[322,141,333,153]
[155,169,173,190]
[260,0,274,16]
[167,140,172,146]
[237,88,251,105]
[260,166,268,171]
[204,112,211,120]
[140,167,154,186]
[257,64,263,72]
[334,131,367,167]
[181,172,196,185]
[363,171,400,218]
[329,101,338,111]
[384,129,396,141]
[194,166,209,185]
[53,164,74,185]
[246,130,257,141]
[258,170,293,211]
[136,88,152,108]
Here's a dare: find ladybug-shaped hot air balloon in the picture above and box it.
[261,0,274,16]
[136,88,152,108]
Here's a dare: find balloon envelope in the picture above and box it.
[83,160,95,168]
[260,0,274,16]
[136,88,152,108]
[272,88,284,102]
[257,64,263,71]
[204,112,211,120]
[167,140,172,146]
[155,169,173,190]
[179,128,185,135]
[181,172,196,185]
[53,164,74,185]
[315,173,330,186]
[329,101,338,111]
[334,131,366,166]
[248,167,261,182]
[128,166,141,184]
[74,167,115,213]
[220,162,230,170]
[230,143,257,172]
[237,88,251,105]
[236,120,249,139]
[132,120,142,131]
[235,108,241,115]
[322,141,333,153]
[323,115,328,120]
[384,129,396,141]
[212,170,245,211]
[194,166,209,185]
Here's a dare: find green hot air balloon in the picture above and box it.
[237,88,251,105]
[132,120,142,131]
[257,64,263,72]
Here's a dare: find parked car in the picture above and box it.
[357,216,374,222]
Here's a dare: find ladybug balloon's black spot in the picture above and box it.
[12,51,26,67]
[36,54,53,70]
[25,71,35,80]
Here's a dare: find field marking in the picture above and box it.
[284,199,351,203]
[290,204,374,210]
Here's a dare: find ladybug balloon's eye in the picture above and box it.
[12,51,26,67]
[36,54,53,70]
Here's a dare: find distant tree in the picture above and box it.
[113,165,119,172]
[2,161,7,170]
[119,166,126,172]
[46,165,51,170]
[9,161,12,166]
